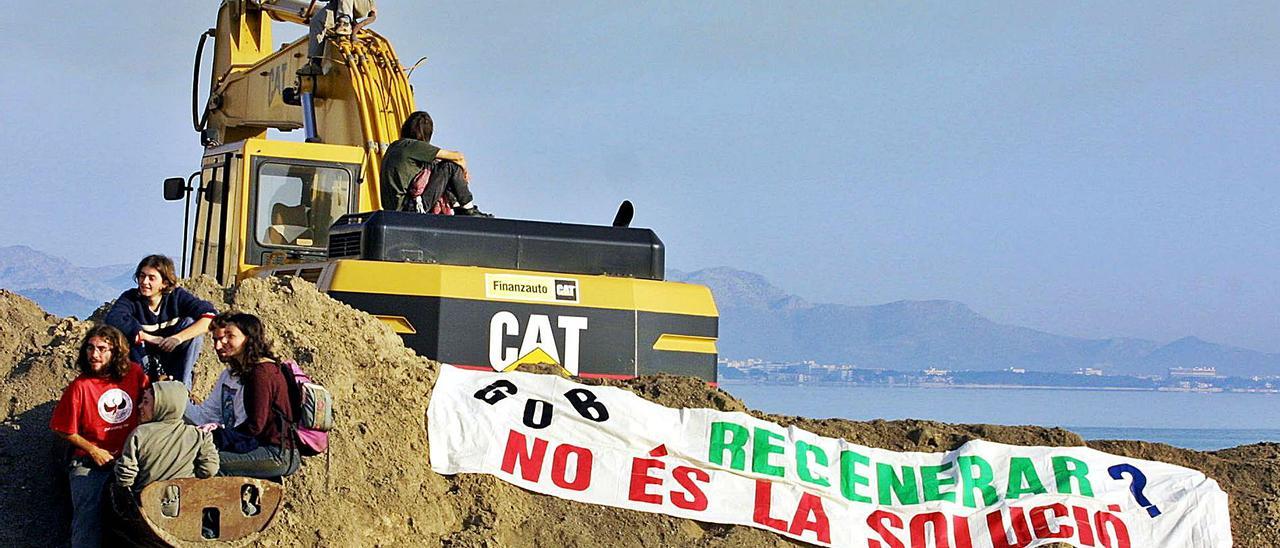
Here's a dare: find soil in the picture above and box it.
[1,279,1275,547]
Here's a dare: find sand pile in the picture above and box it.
[1,279,1278,547]
[0,290,58,380]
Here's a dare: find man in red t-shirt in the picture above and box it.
[50,325,149,548]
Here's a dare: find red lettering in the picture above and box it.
[628,457,665,504]
[909,512,949,548]
[549,443,593,491]
[788,492,831,544]
[671,466,710,511]
[500,430,548,482]
[985,507,1033,548]
[1029,503,1072,539]
[1072,505,1096,546]
[866,510,906,548]
[752,480,790,532]
[951,514,973,548]
[1094,505,1131,548]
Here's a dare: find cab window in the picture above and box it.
[255,163,353,250]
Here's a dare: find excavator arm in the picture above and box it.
[202,0,413,196]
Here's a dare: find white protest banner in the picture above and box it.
[427,366,1232,547]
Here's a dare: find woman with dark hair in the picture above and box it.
[195,312,300,479]
[50,324,150,548]
[105,254,217,388]
[379,110,493,216]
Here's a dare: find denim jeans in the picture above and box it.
[217,445,300,479]
[68,457,111,548]
[142,317,204,389]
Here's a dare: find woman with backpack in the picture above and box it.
[197,312,300,479]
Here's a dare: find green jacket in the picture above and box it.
[115,381,219,493]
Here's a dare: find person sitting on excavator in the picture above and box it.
[299,0,377,76]
[380,111,493,217]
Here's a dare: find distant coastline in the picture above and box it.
[719,361,1280,394]
[720,379,1280,394]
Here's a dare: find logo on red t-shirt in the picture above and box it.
[98,388,133,424]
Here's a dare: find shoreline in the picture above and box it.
[719,380,1280,394]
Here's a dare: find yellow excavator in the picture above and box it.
[166,0,719,383]
[138,2,719,543]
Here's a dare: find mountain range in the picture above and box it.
[669,267,1280,378]
[2,245,1275,377]
[0,245,133,317]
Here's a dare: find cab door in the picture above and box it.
[189,146,243,284]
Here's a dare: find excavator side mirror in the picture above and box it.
[282,87,301,106]
[163,177,188,201]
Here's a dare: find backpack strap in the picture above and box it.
[268,361,300,452]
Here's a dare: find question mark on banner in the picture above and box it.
[1108,463,1162,517]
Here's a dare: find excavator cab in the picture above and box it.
[185,139,365,283]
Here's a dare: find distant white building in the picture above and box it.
[923,368,950,376]
[1169,366,1217,378]
[1075,367,1104,376]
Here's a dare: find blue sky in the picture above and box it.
[1,1,1277,352]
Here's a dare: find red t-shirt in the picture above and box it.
[49,363,150,457]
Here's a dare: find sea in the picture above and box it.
[723,384,1280,451]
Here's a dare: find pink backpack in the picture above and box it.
[279,360,333,456]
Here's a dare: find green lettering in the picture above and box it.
[920,462,956,503]
[956,456,997,508]
[751,427,786,478]
[1005,457,1047,499]
[839,450,872,503]
[796,441,830,487]
[708,422,748,470]
[876,463,919,505]
[1052,456,1093,496]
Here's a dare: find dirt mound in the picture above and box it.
[1,278,1276,547]
[0,290,59,379]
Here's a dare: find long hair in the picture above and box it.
[134,254,178,295]
[212,312,279,378]
[400,111,434,142]
[76,324,133,381]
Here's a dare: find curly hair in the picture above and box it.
[212,312,280,378]
[76,324,133,381]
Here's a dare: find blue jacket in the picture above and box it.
[105,287,217,362]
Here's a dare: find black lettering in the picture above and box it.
[523,399,553,429]
[564,388,609,422]
[474,380,518,405]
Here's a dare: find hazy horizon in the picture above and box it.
[2,2,1276,352]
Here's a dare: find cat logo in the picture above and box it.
[98,388,133,424]
[554,279,578,302]
[489,311,588,376]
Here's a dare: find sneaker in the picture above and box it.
[332,14,354,36]
[454,205,494,217]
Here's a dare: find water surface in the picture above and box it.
[723,383,1280,450]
